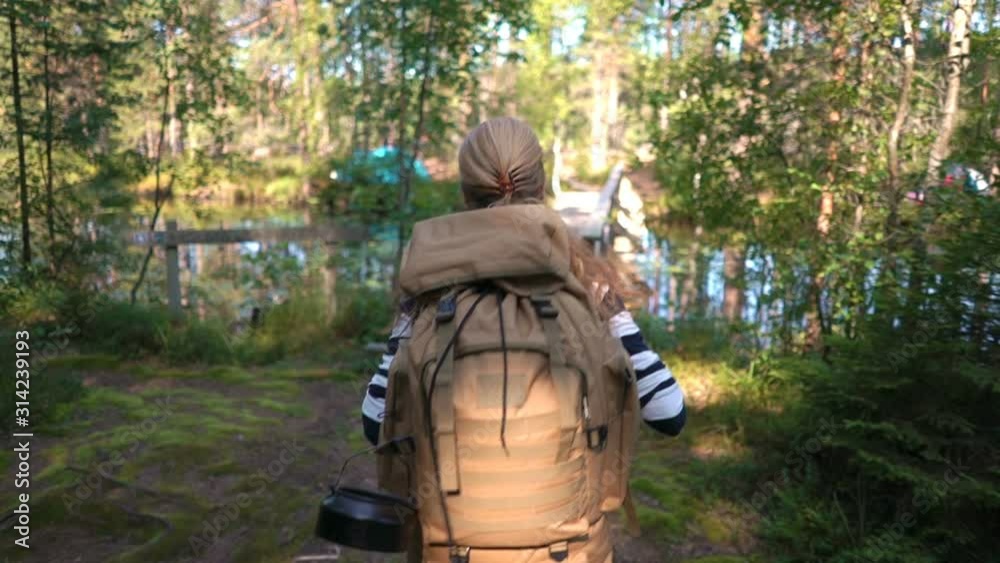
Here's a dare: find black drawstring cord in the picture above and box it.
[497,291,509,454]
[425,289,490,559]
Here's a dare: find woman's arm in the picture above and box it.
[360,310,413,445]
[608,310,687,436]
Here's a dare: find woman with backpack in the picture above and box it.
[360,117,686,562]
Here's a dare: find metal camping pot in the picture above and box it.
[315,437,417,553]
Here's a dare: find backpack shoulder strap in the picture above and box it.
[529,294,578,462]
[530,292,611,460]
[431,290,460,494]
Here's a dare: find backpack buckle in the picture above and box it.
[437,295,457,323]
[548,541,569,561]
[586,424,609,451]
[530,296,559,318]
[449,545,470,563]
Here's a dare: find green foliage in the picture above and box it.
[165,318,235,365]
[262,176,303,202]
[755,325,1000,562]
[80,301,169,358]
[238,289,335,364]
[331,284,395,344]
[633,311,745,363]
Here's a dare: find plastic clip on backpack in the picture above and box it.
[377,205,640,563]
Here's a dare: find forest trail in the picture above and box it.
[1,354,759,563]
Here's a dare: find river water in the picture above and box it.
[127,202,793,336]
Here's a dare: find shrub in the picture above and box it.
[80,301,169,358]
[166,319,235,365]
[633,311,734,361]
[263,176,303,202]
[331,284,394,343]
[238,289,336,364]
[756,326,1000,563]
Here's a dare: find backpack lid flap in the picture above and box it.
[399,205,571,295]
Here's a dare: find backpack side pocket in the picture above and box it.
[599,347,639,512]
[377,358,414,498]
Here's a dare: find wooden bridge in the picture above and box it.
[132,165,648,315]
[554,163,649,261]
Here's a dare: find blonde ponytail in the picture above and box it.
[459,117,546,209]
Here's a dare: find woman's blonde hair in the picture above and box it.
[459,117,547,208]
[458,117,633,319]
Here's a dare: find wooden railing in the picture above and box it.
[129,220,366,315]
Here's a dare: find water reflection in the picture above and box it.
[3,200,784,333]
[140,205,776,328]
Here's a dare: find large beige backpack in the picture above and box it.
[377,205,639,563]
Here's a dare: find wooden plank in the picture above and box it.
[595,163,625,216]
[165,220,182,316]
[557,163,624,241]
[129,224,367,246]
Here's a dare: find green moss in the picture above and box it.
[79,388,148,415]
[695,512,735,544]
[29,486,166,543]
[636,504,689,539]
[256,366,356,381]
[46,353,121,371]
[252,397,310,417]
[111,511,205,563]
[249,379,300,394]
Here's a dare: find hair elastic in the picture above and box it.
[498,172,516,196]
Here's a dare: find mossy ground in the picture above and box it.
[615,357,769,563]
[0,356,375,563]
[1,352,774,563]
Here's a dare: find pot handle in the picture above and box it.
[332,436,415,492]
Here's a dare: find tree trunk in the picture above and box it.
[167,27,183,156]
[393,11,437,289]
[926,0,976,184]
[651,238,662,315]
[986,1,998,194]
[589,46,608,173]
[43,19,55,244]
[666,240,677,331]
[742,4,764,55]
[184,77,196,154]
[606,21,621,152]
[658,0,672,131]
[723,244,746,322]
[679,227,701,319]
[607,55,620,151]
[551,126,563,196]
[805,10,847,350]
[130,34,175,305]
[887,0,917,219]
[8,2,31,267]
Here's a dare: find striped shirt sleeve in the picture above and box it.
[608,310,687,435]
[361,311,413,444]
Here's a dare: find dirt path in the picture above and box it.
[1,359,759,563]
